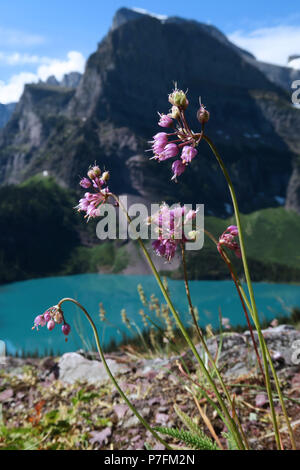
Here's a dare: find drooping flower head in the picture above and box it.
[149,86,209,180]
[76,165,111,221]
[217,225,241,258]
[148,203,198,261]
[32,305,71,341]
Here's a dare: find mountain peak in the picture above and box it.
[111,7,167,30]
[111,7,255,60]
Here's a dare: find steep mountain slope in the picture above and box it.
[1,8,300,216]
[0,102,16,129]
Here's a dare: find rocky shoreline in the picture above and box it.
[1,325,300,450]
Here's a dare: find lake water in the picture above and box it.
[0,273,299,355]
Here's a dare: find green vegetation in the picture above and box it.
[0,176,79,284]
[165,208,300,283]
[1,177,300,284]
[62,243,128,275]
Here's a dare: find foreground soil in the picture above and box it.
[1,328,300,450]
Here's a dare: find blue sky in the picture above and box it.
[1,0,300,103]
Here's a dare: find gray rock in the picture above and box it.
[121,414,140,429]
[141,357,174,375]
[58,352,129,385]
[224,362,251,378]
[184,325,300,376]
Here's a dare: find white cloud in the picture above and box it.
[0,26,45,47]
[0,51,85,103]
[37,51,85,81]
[0,72,38,103]
[290,58,300,70]
[228,25,300,68]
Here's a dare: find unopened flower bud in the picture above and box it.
[87,169,96,180]
[101,171,110,182]
[92,166,101,177]
[54,311,63,324]
[47,319,55,331]
[188,230,198,240]
[197,105,210,124]
[168,89,189,110]
[62,323,71,336]
[168,106,181,120]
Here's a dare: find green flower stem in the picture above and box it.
[112,194,245,450]
[57,297,172,450]
[180,243,250,450]
[232,283,297,450]
[219,248,265,380]
[203,134,282,450]
[136,237,245,449]
[210,246,296,449]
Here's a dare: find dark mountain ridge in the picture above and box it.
[1,8,300,216]
[0,102,16,129]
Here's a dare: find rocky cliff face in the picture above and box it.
[1,8,300,216]
[0,102,16,129]
[0,83,76,184]
[45,71,82,88]
[247,57,300,94]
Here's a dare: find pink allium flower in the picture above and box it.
[159,143,178,161]
[43,310,52,322]
[181,146,197,163]
[76,166,111,221]
[171,160,186,180]
[185,209,197,222]
[149,203,197,261]
[77,192,107,219]
[218,226,241,258]
[149,87,209,179]
[62,323,71,336]
[152,239,167,257]
[34,315,46,328]
[80,177,92,188]
[151,132,168,155]
[32,305,64,330]
[32,305,71,340]
[158,113,173,127]
[227,225,238,236]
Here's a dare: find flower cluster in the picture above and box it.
[149,87,209,180]
[76,165,110,221]
[32,306,71,340]
[217,225,241,258]
[148,203,198,261]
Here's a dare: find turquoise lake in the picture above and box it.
[0,273,299,355]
